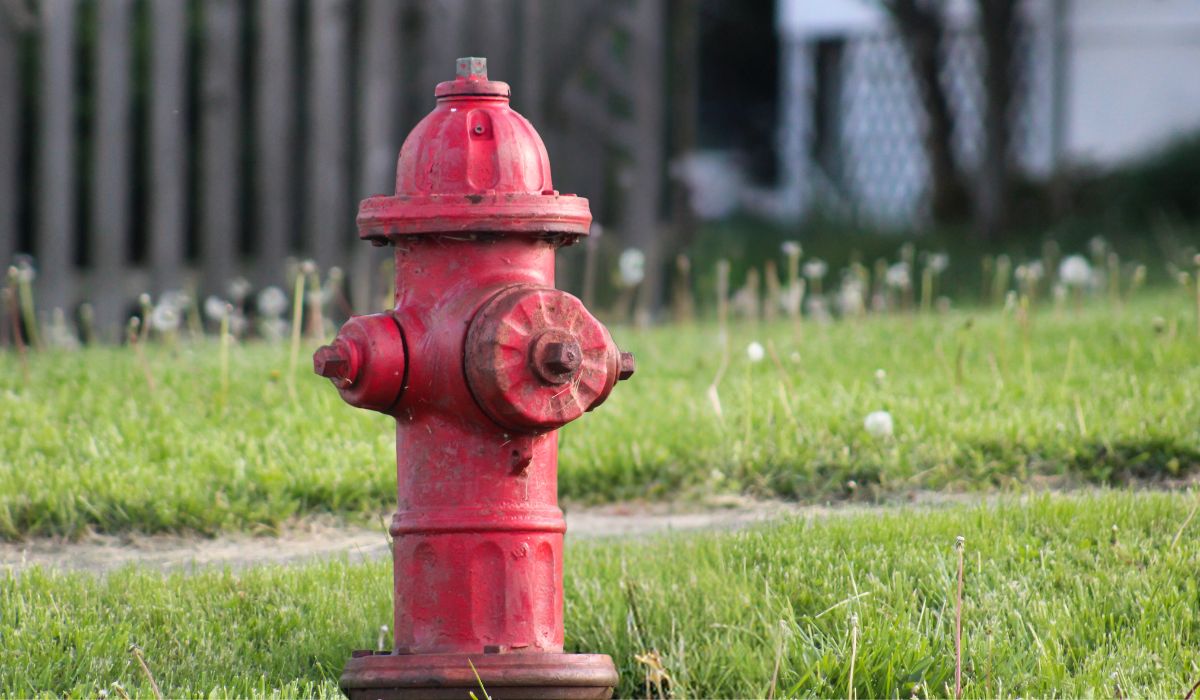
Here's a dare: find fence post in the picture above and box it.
[148,0,188,295]
[255,0,296,288]
[353,0,404,313]
[200,0,243,297]
[0,5,21,272]
[92,0,133,337]
[35,0,77,321]
[307,0,352,272]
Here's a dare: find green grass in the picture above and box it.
[2,491,1198,697]
[2,291,1199,540]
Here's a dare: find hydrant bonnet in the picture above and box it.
[357,57,592,242]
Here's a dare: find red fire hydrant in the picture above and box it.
[314,57,633,699]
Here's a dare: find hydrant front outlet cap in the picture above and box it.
[465,286,621,434]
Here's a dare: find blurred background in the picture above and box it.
[2,0,1200,340]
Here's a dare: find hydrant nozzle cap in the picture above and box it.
[436,56,510,98]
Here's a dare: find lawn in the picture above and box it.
[2,292,1199,539]
[2,491,1198,698]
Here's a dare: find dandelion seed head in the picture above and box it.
[780,240,802,258]
[925,253,949,274]
[257,286,289,318]
[802,259,828,280]
[863,410,894,438]
[1059,255,1093,287]
[617,248,645,287]
[746,341,765,363]
[159,290,190,311]
[885,262,910,289]
[204,295,230,321]
[151,304,180,333]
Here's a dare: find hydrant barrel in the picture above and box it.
[318,58,629,699]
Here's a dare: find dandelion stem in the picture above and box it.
[138,293,153,343]
[219,305,232,405]
[716,259,730,348]
[128,318,156,395]
[848,613,859,700]
[3,287,29,385]
[1171,499,1199,549]
[921,265,933,313]
[129,645,163,700]
[955,535,965,700]
[1194,268,1200,338]
[288,267,307,401]
[767,622,786,700]
[14,266,41,350]
[1063,337,1077,386]
[467,658,491,700]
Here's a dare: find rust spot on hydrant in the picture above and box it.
[316,57,627,700]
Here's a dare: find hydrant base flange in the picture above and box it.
[340,651,617,700]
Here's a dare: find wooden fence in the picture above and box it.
[0,0,674,339]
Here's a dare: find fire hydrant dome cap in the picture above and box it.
[358,57,592,241]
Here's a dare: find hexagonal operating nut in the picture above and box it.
[543,341,583,376]
[456,57,487,79]
[618,351,635,381]
[313,344,350,381]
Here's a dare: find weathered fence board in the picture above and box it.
[200,0,243,295]
[0,6,19,273]
[307,0,351,271]
[147,0,188,294]
[92,0,133,334]
[35,0,76,318]
[254,0,297,288]
[352,0,405,312]
[1,0,659,338]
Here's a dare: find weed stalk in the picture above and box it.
[219,305,232,405]
[288,263,309,401]
[129,645,164,700]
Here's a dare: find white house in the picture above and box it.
[771,0,1200,226]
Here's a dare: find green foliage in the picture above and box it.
[2,492,1198,697]
[2,293,1200,540]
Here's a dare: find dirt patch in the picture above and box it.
[0,493,981,576]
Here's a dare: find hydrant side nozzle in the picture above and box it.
[315,313,407,414]
[618,351,636,381]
